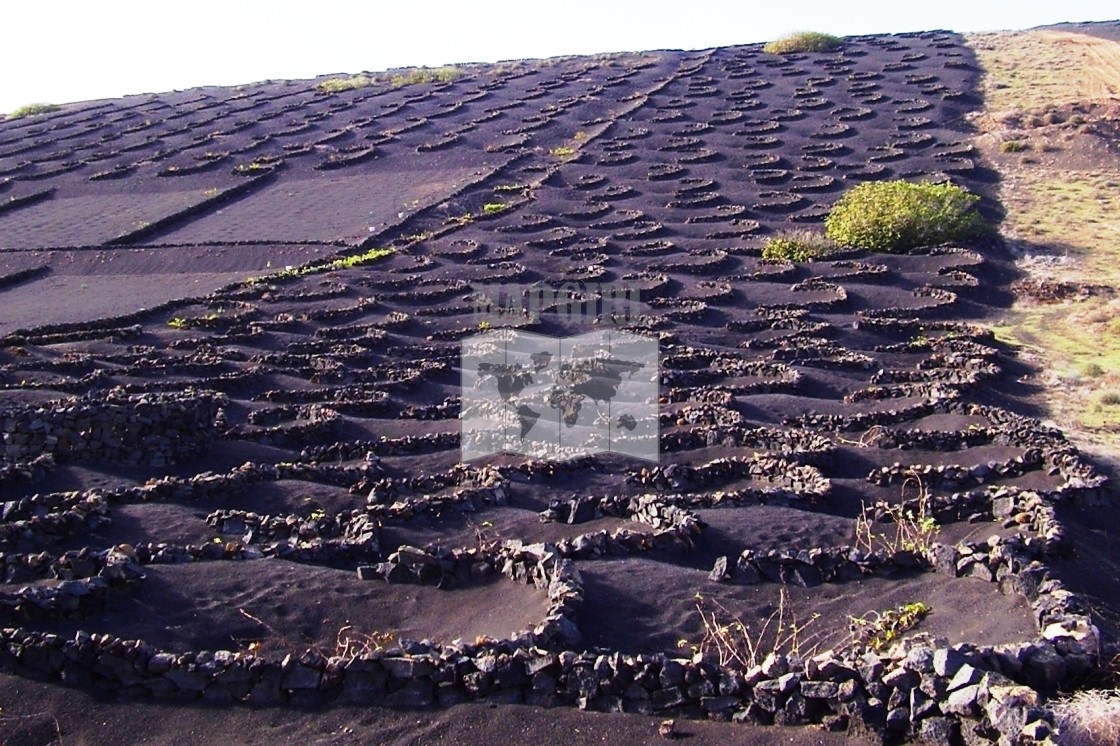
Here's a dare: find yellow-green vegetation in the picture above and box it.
[546,125,611,162]
[7,102,61,118]
[317,66,461,94]
[329,248,394,269]
[992,297,1120,433]
[763,32,842,55]
[233,160,274,174]
[389,66,461,87]
[969,30,1120,111]
[825,180,989,253]
[761,229,836,262]
[482,202,507,215]
[166,310,220,331]
[999,139,1029,153]
[248,247,393,283]
[318,74,376,93]
[968,29,1120,447]
[849,601,931,652]
[1001,172,1120,280]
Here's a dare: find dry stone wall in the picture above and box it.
[1,388,224,468]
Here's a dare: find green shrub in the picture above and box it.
[761,230,836,262]
[1000,139,1029,153]
[318,66,461,93]
[825,180,989,253]
[763,32,842,54]
[318,75,376,93]
[389,66,461,87]
[8,102,61,118]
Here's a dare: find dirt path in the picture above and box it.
[1039,30,1120,100]
[969,29,1120,112]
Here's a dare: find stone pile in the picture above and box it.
[625,456,831,504]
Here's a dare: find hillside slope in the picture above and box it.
[0,28,1112,745]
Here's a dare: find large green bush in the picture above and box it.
[763,32,842,54]
[824,180,989,253]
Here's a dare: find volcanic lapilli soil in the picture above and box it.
[0,23,1116,745]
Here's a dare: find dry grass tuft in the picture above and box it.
[681,587,826,669]
[855,470,940,557]
[0,709,63,745]
[1052,690,1120,746]
[334,626,396,658]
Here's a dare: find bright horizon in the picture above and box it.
[1,0,1117,115]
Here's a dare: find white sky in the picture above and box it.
[1,0,1117,114]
